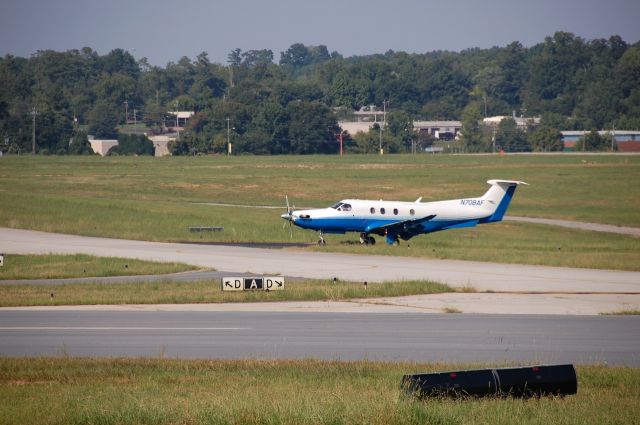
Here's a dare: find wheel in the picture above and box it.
[368,236,376,245]
[359,233,368,244]
[318,238,326,246]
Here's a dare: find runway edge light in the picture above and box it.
[401,364,577,399]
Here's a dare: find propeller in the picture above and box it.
[281,195,293,239]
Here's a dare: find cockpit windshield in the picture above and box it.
[330,201,352,212]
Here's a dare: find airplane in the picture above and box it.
[281,179,528,245]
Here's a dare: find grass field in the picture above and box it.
[0,279,451,307]
[0,358,637,425]
[1,155,639,270]
[0,254,197,280]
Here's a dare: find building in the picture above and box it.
[482,115,541,129]
[167,111,195,131]
[338,121,377,136]
[338,120,463,140]
[413,121,462,140]
[337,106,386,136]
[561,130,640,151]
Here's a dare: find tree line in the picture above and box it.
[0,32,638,155]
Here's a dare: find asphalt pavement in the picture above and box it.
[2,227,639,293]
[1,310,638,365]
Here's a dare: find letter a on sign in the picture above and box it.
[244,278,263,290]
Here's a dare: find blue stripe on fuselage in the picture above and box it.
[293,216,483,235]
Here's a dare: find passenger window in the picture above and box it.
[393,208,398,215]
[370,207,375,214]
[380,208,386,215]
[410,209,415,216]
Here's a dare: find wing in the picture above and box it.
[367,214,437,240]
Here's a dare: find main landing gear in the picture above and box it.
[359,233,376,245]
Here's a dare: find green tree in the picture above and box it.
[386,110,413,151]
[67,129,94,155]
[286,101,339,154]
[279,43,312,68]
[227,49,242,67]
[574,130,613,151]
[525,32,589,115]
[460,104,485,152]
[100,49,140,78]
[94,73,138,107]
[350,128,380,154]
[88,102,119,138]
[494,118,530,152]
[527,126,563,152]
[241,49,274,67]
[109,133,154,155]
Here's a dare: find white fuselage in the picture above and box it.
[282,180,526,244]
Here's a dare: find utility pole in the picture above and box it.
[123,101,128,124]
[175,101,179,129]
[492,125,497,154]
[226,117,231,156]
[611,122,616,151]
[336,131,344,156]
[30,107,37,154]
[379,99,387,155]
[483,94,487,118]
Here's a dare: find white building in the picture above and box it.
[339,121,377,135]
[483,115,541,129]
[167,111,195,130]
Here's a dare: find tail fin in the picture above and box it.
[480,180,528,223]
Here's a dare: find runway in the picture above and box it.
[2,227,639,293]
[1,310,638,365]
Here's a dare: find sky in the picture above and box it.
[1,0,639,66]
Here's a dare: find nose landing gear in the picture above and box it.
[359,233,376,245]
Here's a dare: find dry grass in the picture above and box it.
[0,358,637,425]
[0,254,197,280]
[0,279,452,307]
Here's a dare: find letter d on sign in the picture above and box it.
[264,277,285,291]
[221,277,245,291]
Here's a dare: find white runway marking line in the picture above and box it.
[0,327,251,331]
